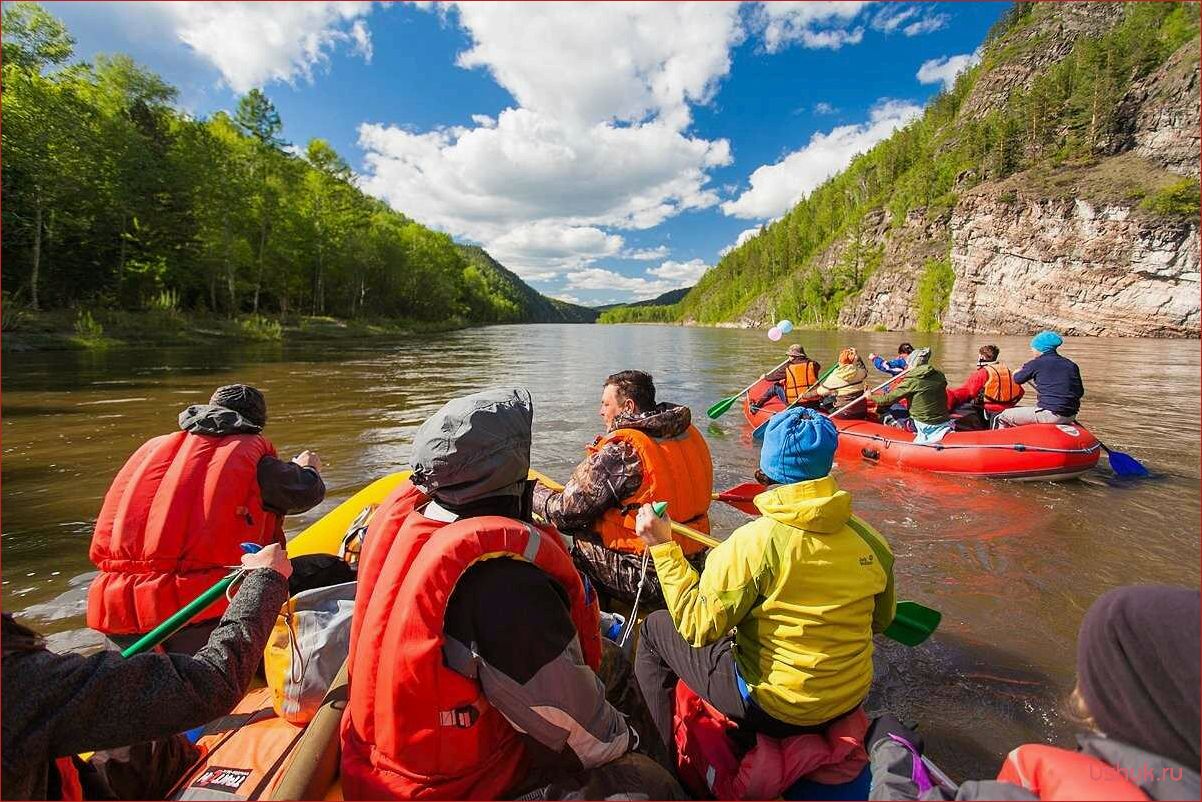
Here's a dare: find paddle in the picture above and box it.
[1071,422,1148,477]
[750,364,838,440]
[707,358,790,419]
[712,482,765,515]
[827,364,916,420]
[119,543,262,658]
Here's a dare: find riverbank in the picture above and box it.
[0,309,468,351]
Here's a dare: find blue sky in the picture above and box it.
[44,1,1006,305]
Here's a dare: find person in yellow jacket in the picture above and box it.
[632,406,895,755]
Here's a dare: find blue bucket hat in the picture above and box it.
[760,407,838,484]
[1031,330,1063,353]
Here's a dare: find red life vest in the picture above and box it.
[340,480,602,800]
[784,361,820,403]
[87,430,280,635]
[673,682,869,800]
[54,758,82,801]
[589,425,713,555]
[997,744,1150,800]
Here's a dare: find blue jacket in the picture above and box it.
[871,355,907,376]
[1013,350,1084,416]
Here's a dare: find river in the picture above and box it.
[3,324,1199,780]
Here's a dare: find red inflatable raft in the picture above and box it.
[743,380,1101,480]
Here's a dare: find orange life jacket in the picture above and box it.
[996,744,1149,800]
[982,363,1022,405]
[784,361,820,403]
[86,430,280,635]
[589,425,713,555]
[340,480,602,800]
[170,687,306,801]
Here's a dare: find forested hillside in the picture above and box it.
[0,4,579,336]
[614,2,1200,336]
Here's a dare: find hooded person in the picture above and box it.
[533,370,713,607]
[632,407,896,797]
[871,348,953,443]
[808,347,870,418]
[868,585,1201,801]
[995,331,1085,429]
[340,387,683,801]
[86,384,325,654]
[752,344,823,408]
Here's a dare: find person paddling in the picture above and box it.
[340,387,682,801]
[870,348,952,443]
[751,344,822,408]
[533,370,713,606]
[995,331,1085,428]
[807,347,869,418]
[868,585,1200,800]
[632,407,895,782]
[1,545,292,801]
[86,384,325,654]
[947,345,1024,429]
[869,342,914,377]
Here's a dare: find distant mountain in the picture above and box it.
[593,287,692,312]
[457,245,598,323]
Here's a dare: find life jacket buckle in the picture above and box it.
[439,704,480,728]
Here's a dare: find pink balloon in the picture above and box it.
[767,327,782,341]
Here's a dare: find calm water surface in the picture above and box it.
[3,325,1199,779]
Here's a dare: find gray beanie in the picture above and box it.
[210,384,267,428]
[409,387,532,506]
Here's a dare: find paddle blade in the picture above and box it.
[883,601,941,647]
[722,482,768,501]
[1104,446,1148,478]
[714,494,759,516]
[707,395,739,419]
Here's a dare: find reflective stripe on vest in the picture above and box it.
[590,425,713,555]
[341,483,602,801]
[87,431,279,635]
[997,744,1149,800]
[784,361,819,403]
[982,363,1021,404]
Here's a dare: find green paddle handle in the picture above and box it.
[119,573,239,658]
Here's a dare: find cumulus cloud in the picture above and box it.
[722,98,923,220]
[903,15,949,36]
[564,257,709,297]
[647,258,710,284]
[916,50,982,90]
[158,2,376,92]
[752,2,868,52]
[359,2,740,278]
[720,226,765,256]
[623,245,672,261]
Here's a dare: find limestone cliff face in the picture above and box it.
[943,193,1198,337]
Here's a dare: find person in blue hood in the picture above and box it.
[995,331,1085,428]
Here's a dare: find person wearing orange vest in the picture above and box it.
[532,370,714,606]
[867,585,1200,800]
[1,545,292,801]
[86,384,325,654]
[341,387,682,801]
[751,344,823,408]
[947,345,1025,429]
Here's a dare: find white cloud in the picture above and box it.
[753,2,868,53]
[159,2,376,93]
[871,5,947,37]
[623,245,672,261]
[450,1,744,129]
[551,293,586,305]
[813,101,838,115]
[722,98,923,220]
[916,50,982,91]
[720,226,764,256]
[903,16,949,36]
[565,268,676,295]
[647,258,710,285]
[359,3,741,278]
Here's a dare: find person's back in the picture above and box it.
[997,332,1085,428]
[710,476,892,726]
[86,385,324,648]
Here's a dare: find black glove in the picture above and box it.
[866,713,923,754]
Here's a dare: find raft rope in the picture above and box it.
[838,430,1102,455]
[619,549,651,650]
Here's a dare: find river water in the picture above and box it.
[3,324,1199,779]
